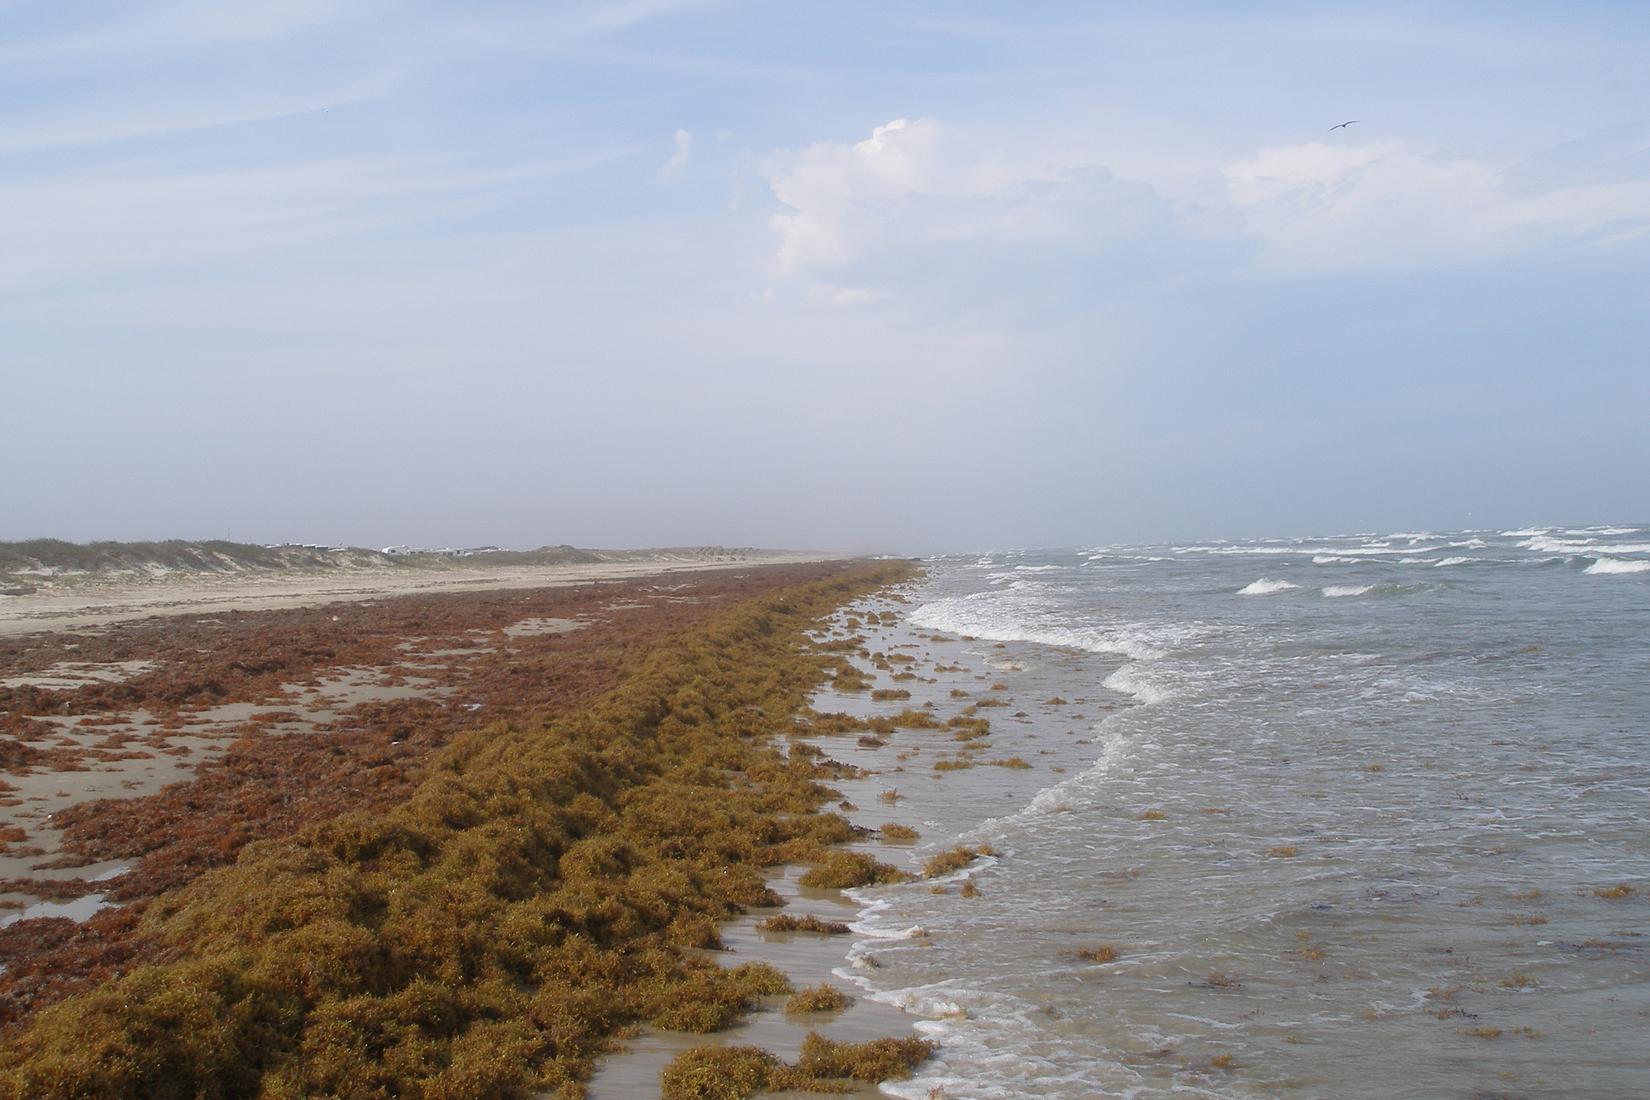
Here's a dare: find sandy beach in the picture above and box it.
[0,552,839,638]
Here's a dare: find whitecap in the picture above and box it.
[908,597,1176,661]
[1238,578,1300,595]
[1433,556,1477,567]
[1520,535,1594,553]
[1323,585,1375,597]
[1585,557,1650,575]
[1102,664,1173,705]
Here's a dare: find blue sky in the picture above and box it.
[2,1,1646,551]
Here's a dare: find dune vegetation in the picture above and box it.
[0,561,925,1099]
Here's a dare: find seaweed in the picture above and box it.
[0,562,920,1097]
[784,984,850,1015]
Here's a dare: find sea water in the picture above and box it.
[827,526,1649,1099]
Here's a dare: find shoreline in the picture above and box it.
[585,570,1131,1098]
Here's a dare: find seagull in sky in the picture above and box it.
[1328,119,1359,131]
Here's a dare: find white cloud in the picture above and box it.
[1225,141,1650,273]
[659,128,693,179]
[762,118,1174,308]
[763,118,1650,311]
[765,118,956,275]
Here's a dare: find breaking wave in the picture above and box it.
[1585,557,1650,575]
[1238,578,1300,595]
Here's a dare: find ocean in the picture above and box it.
[815,526,1650,1099]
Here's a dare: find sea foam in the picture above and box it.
[1585,557,1650,575]
[1238,578,1299,595]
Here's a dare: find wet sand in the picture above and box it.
[586,863,906,1100]
[579,583,1106,1098]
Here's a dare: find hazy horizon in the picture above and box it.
[4,2,1647,552]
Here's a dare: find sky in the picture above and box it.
[2,1,1647,553]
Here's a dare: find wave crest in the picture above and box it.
[1585,557,1650,575]
[1238,578,1299,595]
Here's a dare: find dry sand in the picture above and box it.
[0,553,840,638]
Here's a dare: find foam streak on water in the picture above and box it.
[860,526,1650,1099]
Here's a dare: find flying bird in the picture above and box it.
[1328,120,1359,131]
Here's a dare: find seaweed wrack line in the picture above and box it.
[0,561,923,1100]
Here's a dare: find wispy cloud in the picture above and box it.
[0,75,396,154]
[1225,140,1650,273]
[658,127,693,179]
[0,0,374,66]
[0,145,637,293]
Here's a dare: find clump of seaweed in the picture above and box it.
[1192,971,1242,990]
[785,984,851,1015]
[1594,884,1637,899]
[880,823,920,841]
[1076,945,1118,963]
[923,846,985,878]
[832,664,872,692]
[871,688,911,701]
[800,850,912,889]
[795,1032,935,1082]
[660,1046,783,1100]
[756,914,850,935]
